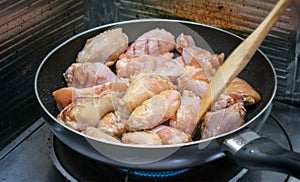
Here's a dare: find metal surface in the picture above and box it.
[224,130,260,154]
[0,118,65,181]
[0,101,298,181]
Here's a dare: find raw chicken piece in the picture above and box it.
[122,125,191,145]
[161,52,174,59]
[175,33,196,53]
[182,47,224,80]
[126,90,181,131]
[226,77,261,105]
[177,66,209,98]
[210,78,261,111]
[64,62,117,88]
[52,81,129,108]
[97,112,125,137]
[116,54,163,78]
[76,28,128,66]
[181,65,209,82]
[119,72,176,112]
[152,125,192,144]
[172,56,185,67]
[115,73,175,123]
[57,92,117,131]
[201,103,246,139]
[122,131,162,145]
[116,54,184,83]
[154,59,185,84]
[211,93,235,111]
[169,90,201,135]
[85,127,122,143]
[125,28,175,56]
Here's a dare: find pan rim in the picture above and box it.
[34,18,277,149]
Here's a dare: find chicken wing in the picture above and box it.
[115,73,175,123]
[152,125,192,145]
[118,72,176,112]
[211,93,236,111]
[84,127,122,143]
[226,77,261,105]
[126,90,181,131]
[116,54,165,78]
[125,28,175,56]
[169,90,201,135]
[211,77,261,111]
[182,47,224,80]
[97,112,125,137]
[116,54,184,83]
[201,102,246,139]
[175,33,196,53]
[57,91,117,131]
[64,62,117,88]
[122,125,191,145]
[177,66,209,98]
[76,28,128,66]
[122,131,162,145]
[52,81,128,108]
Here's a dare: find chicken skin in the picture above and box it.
[122,125,191,145]
[97,112,125,137]
[52,81,128,108]
[118,72,176,112]
[211,77,261,111]
[64,62,117,88]
[57,91,117,131]
[116,54,184,83]
[125,28,175,56]
[226,77,261,105]
[152,125,192,145]
[182,47,224,80]
[175,33,196,53]
[76,28,128,66]
[125,90,181,131]
[201,102,246,139]
[85,127,122,143]
[170,90,201,135]
[177,66,209,98]
[122,131,162,145]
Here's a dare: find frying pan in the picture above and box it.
[34,19,300,178]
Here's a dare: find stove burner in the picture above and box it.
[120,168,190,178]
[50,108,292,181]
[50,136,244,181]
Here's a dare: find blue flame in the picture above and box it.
[120,168,190,178]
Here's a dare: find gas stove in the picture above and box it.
[0,101,299,181]
[0,1,299,181]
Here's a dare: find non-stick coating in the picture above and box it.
[35,19,276,170]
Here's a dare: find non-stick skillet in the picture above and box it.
[34,19,300,178]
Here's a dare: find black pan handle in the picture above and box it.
[223,130,300,179]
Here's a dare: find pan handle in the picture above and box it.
[223,130,300,179]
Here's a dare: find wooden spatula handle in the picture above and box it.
[196,0,292,123]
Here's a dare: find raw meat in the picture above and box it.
[76,28,128,66]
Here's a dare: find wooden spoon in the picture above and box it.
[196,0,292,125]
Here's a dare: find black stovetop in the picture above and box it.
[0,101,299,181]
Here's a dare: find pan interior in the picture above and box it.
[35,19,276,147]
